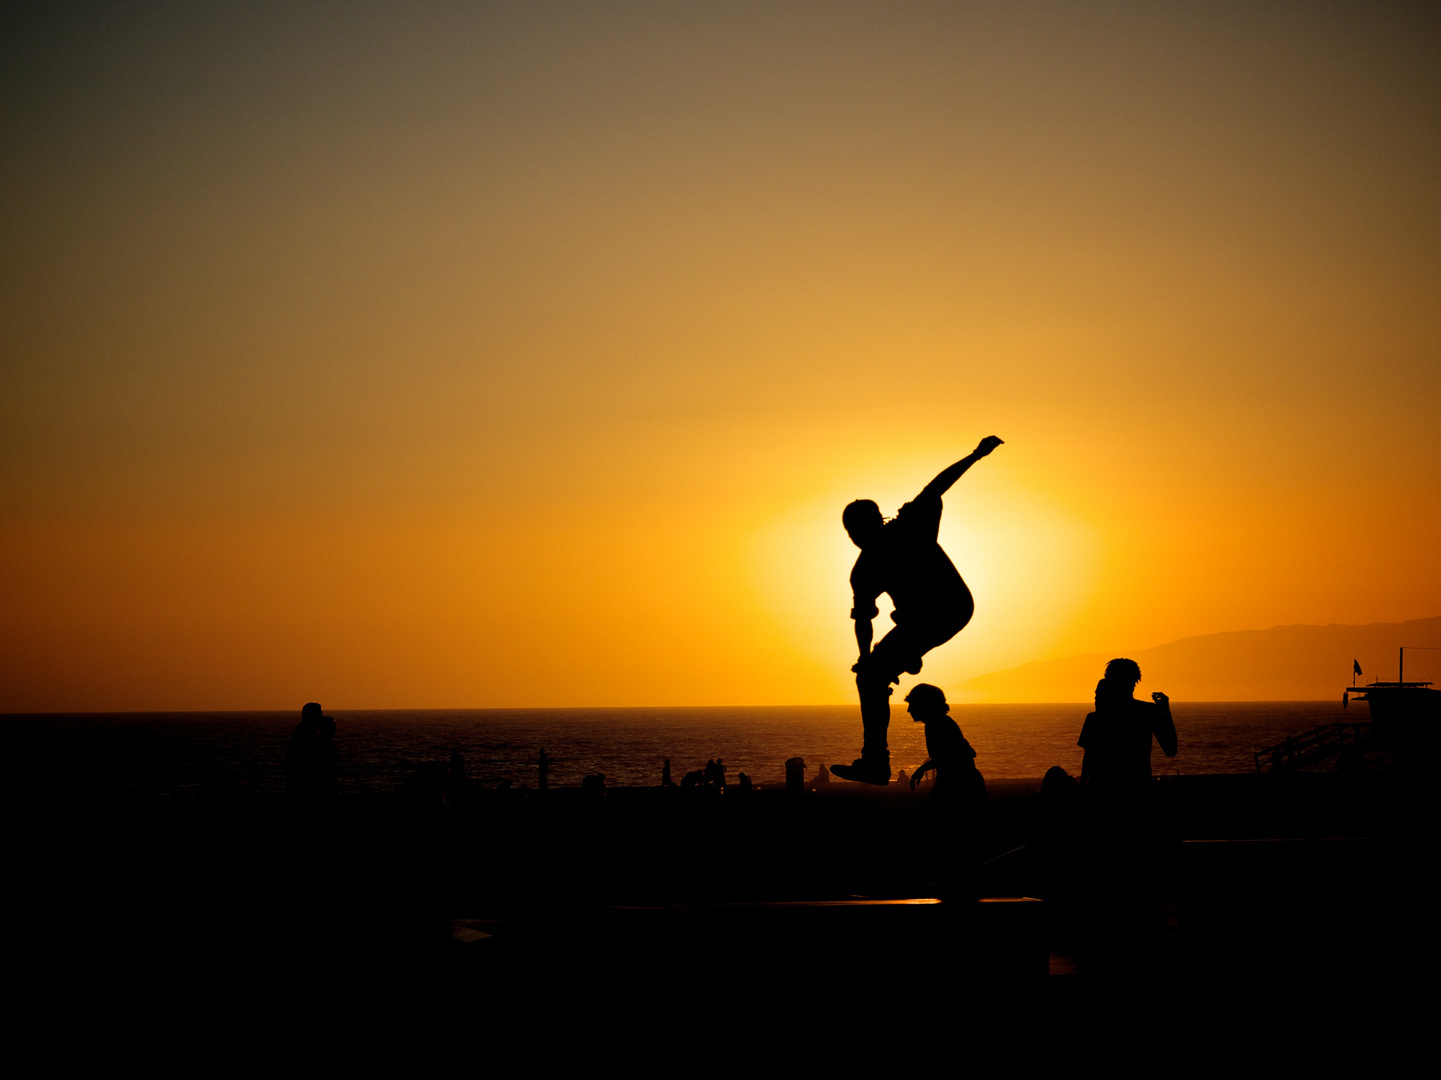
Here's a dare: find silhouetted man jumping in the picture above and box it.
[832,436,1003,785]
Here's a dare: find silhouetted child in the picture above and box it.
[905,683,986,899]
[906,684,985,810]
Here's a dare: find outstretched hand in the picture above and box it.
[974,435,1004,457]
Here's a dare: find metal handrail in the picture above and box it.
[1254,721,1370,772]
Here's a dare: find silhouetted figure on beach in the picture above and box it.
[833,436,1004,785]
[538,749,550,792]
[904,684,986,900]
[661,758,674,788]
[1078,659,1176,801]
[703,758,728,792]
[284,702,320,795]
[285,702,337,801]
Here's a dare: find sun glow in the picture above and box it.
[2,4,1438,710]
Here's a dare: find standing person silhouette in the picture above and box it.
[1078,659,1176,798]
[832,436,1003,785]
[1074,658,1176,973]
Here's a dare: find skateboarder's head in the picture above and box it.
[1103,658,1142,692]
[904,683,949,721]
[842,499,884,548]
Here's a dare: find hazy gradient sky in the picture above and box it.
[3,1,1438,709]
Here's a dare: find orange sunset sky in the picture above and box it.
[2,2,1438,711]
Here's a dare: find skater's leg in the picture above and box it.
[855,658,894,766]
[834,620,967,784]
[833,630,920,784]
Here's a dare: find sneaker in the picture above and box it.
[830,759,891,786]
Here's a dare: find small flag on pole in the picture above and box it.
[1353,659,1362,677]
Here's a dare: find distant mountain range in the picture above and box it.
[962,616,1441,702]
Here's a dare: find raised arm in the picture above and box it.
[918,436,1004,500]
[1151,692,1178,758]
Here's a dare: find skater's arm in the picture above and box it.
[919,436,1004,500]
[1151,692,1178,757]
[850,584,877,665]
[853,617,873,664]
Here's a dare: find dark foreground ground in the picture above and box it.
[9,771,1434,1028]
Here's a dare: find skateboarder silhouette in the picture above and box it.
[831,436,1003,785]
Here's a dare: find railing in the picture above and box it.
[1253,721,1371,773]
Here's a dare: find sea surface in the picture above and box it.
[5,701,1352,799]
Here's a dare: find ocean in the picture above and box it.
[5,700,1350,798]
